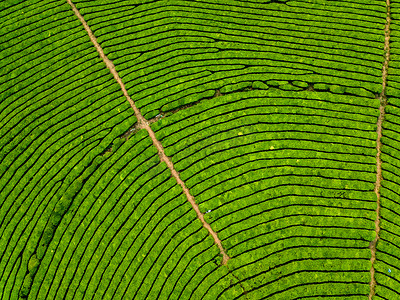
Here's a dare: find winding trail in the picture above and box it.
[369,0,391,298]
[66,0,230,265]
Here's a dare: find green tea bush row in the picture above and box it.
[74,0,384,119]
[1,0,391,298]
[151,84,379,297]
[0,1,136,298]
[29,130,225,299]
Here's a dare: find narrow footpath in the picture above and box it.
[369,0,391,298]
[66,0,230,266]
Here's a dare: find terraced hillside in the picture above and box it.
[0,0,398,299]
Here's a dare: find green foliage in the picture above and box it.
[0,0,396,299]
[292,81,309,88]
[280,83,303,91]
[36,244,47,261]
[220,81,252,94]
[19,274,32,298]
[329,84,346,94]
[53,199,67,216]
[267,80,289,87]
[27,255,40,276]
[41,226,54,246]
[152,84,379,297]
[251,81,269,90]
[112,137,125,151]
[49,211,62,228]
[314,83,329,91]
[345,86,376,98]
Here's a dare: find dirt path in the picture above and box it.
[369,0,391,298]
[66,0,230,265]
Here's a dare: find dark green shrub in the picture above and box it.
[19,274,32,298]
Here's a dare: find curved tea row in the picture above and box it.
[152,88,378,298]
[74,0,385,119]
[0,1,135,298]
[0,0,395,299]
[30,131,233,299]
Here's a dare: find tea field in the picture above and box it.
[0,0,399,299]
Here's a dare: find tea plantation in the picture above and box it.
[0,0,399,299]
